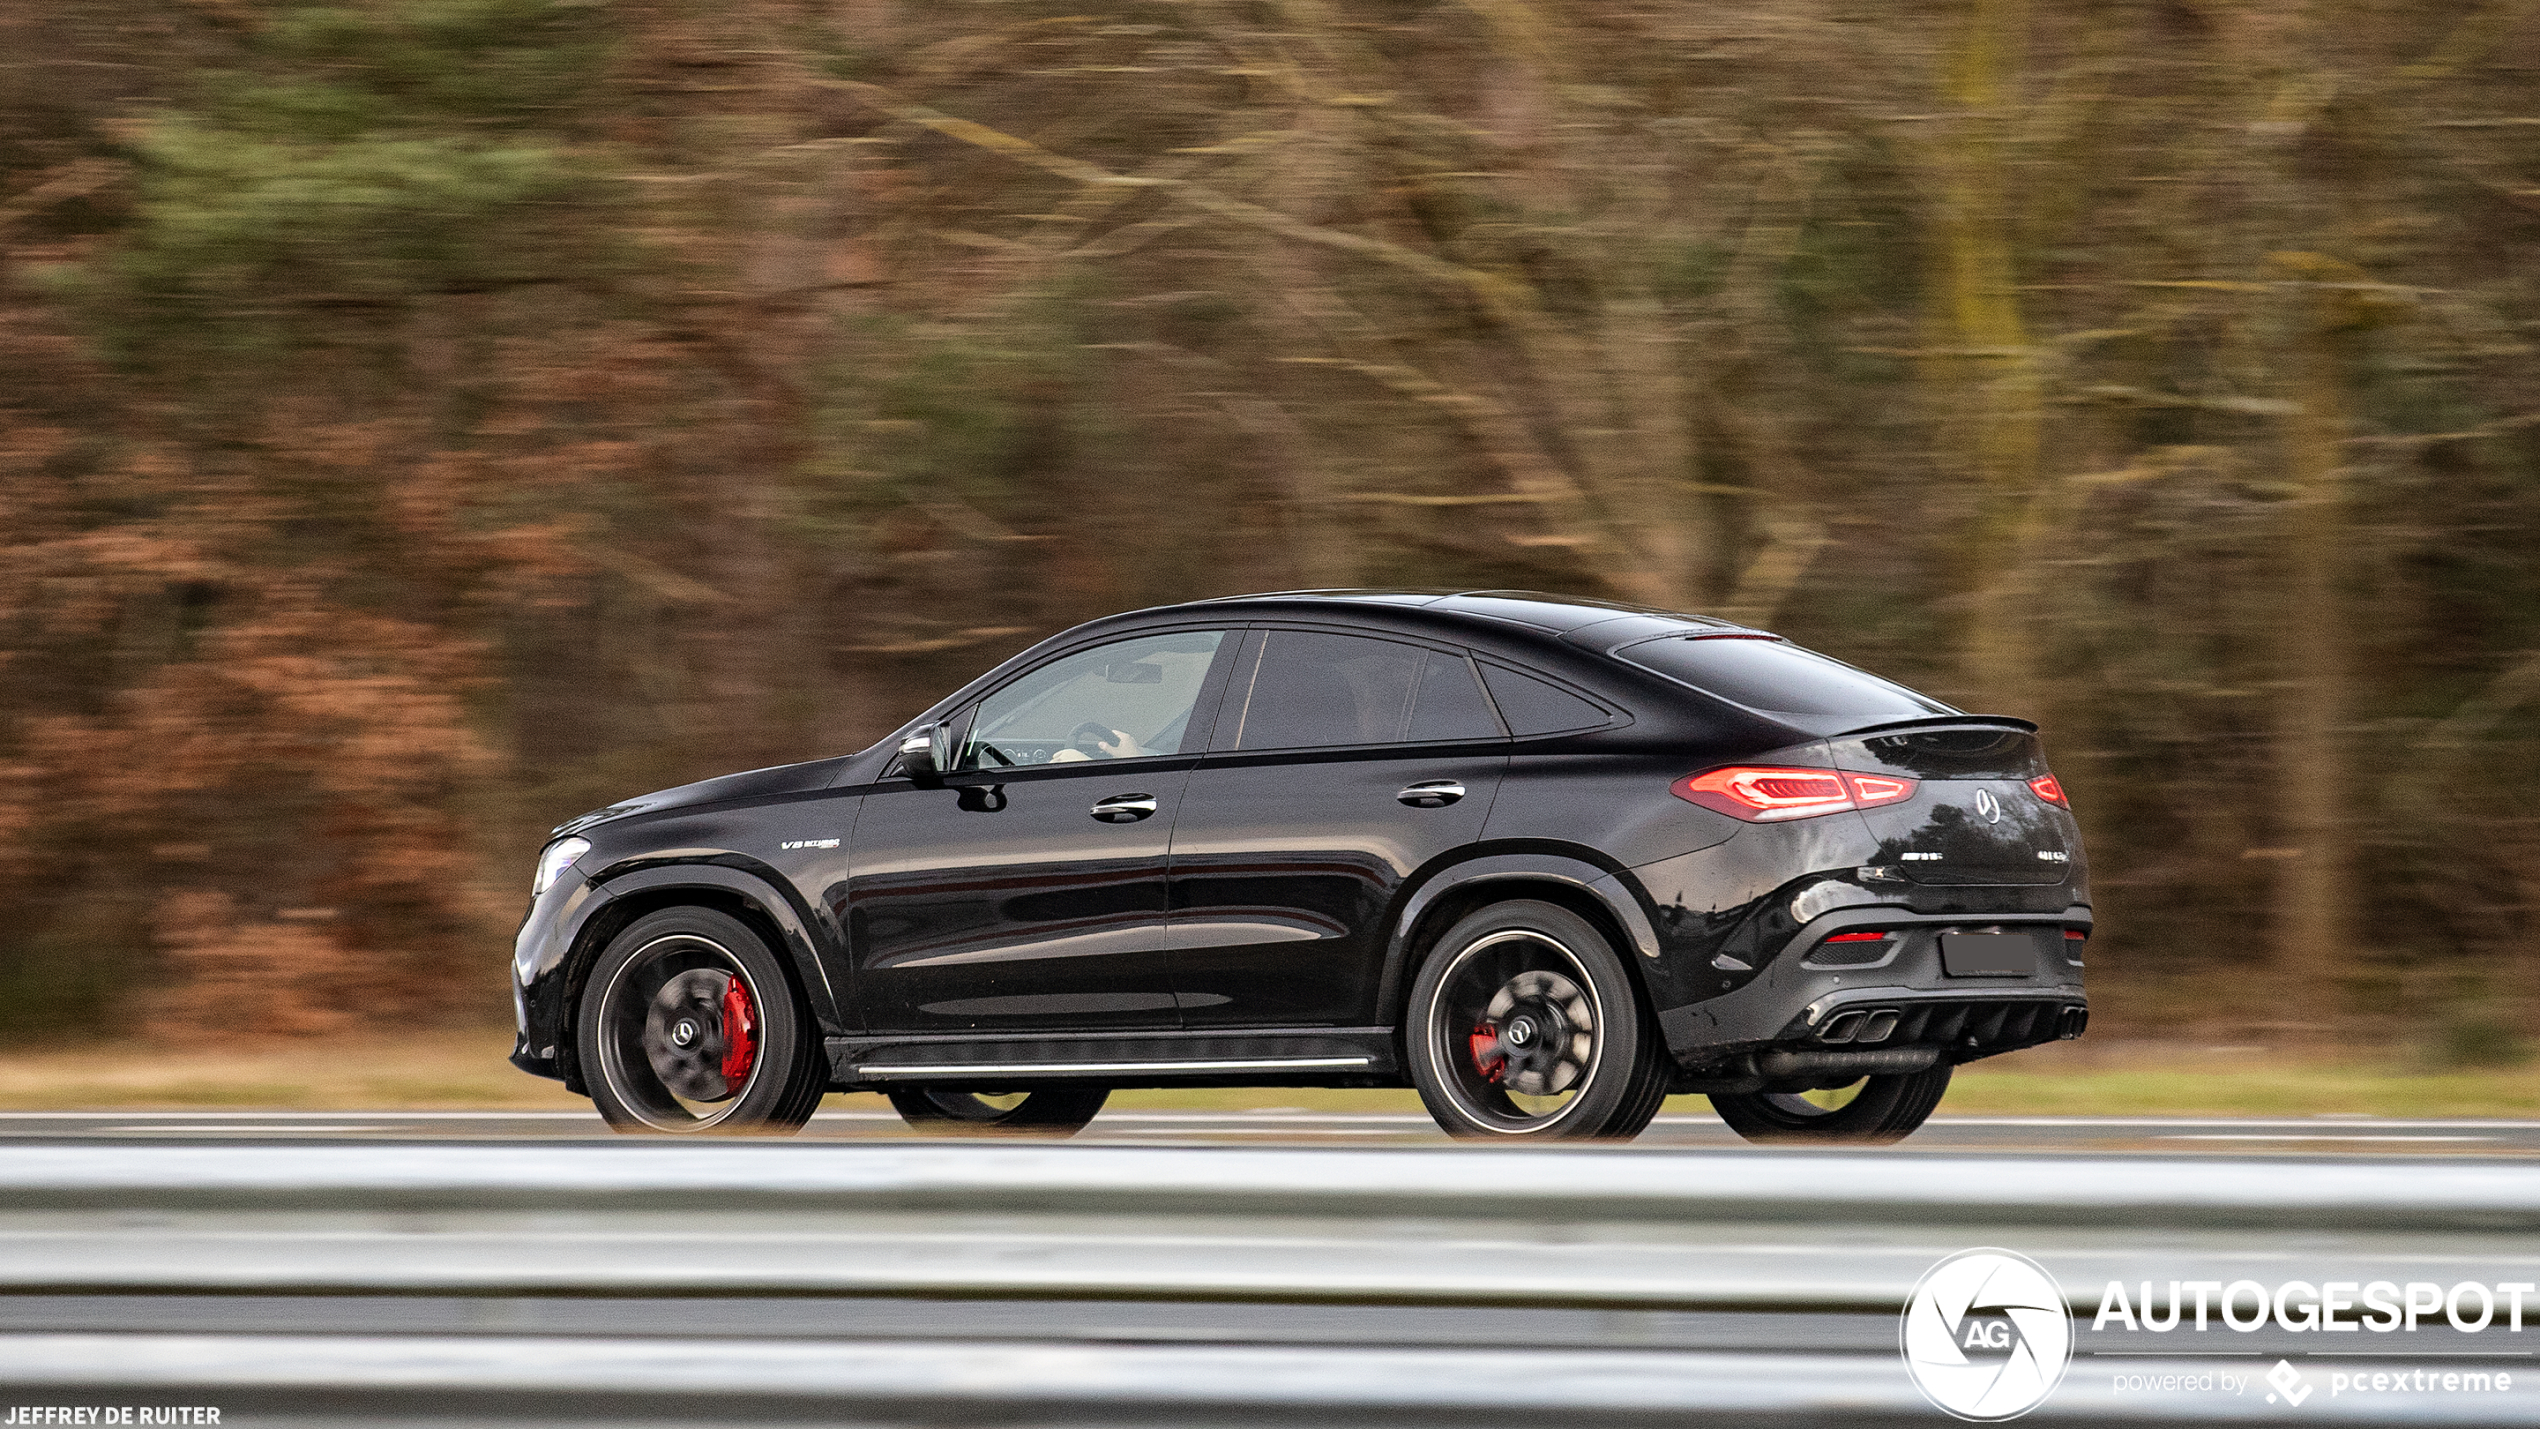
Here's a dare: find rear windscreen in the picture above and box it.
[1615,636,1950,718]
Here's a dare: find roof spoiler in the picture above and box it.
[1830,713,2039,738]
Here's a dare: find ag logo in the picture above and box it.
[1901,1248,2072,1421]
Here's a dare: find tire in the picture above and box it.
[1404,900,1665,1141]
[1601,1029,1674,1141]
[577,907,827,1135]
[885,1086,1109,1137]
[1709,1064,1953,1145]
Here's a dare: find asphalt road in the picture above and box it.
[6,1107,2538,1153]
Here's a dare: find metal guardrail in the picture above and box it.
[5,1142,2540,1424]
[19,1137,2540,1225]
[8,1141,2540,1307]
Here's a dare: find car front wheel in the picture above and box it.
[577,906,827,1135]
[885,1087,1109,1136]
[1709,1065,1952,1145]
[1405,900,1668,1141]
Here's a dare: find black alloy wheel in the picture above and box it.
[885,1086,1110,1136]
[1709,1064,1953,1144]
[1405,901,1668,1141]
[578,907,826,1135]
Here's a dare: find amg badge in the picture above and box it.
[779,838,840,851]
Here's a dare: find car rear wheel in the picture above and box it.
[578,907,827,1135]
[885,1086,1109,1136]
[1709,1064,1952,1144]
[1406,900,1667,1141]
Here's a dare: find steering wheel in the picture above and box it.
[1069,721,1123,758]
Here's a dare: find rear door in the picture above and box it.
[1165,628,1509,1027]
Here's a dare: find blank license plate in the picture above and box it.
[1941,932,2035,977]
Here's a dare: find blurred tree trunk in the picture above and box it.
[1314,0,1714,608]
[2270,253,2366,1029]
[1706,145,1829,629]
[1928,0,2045,717]
[1472,12,1709,612]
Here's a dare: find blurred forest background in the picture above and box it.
[4,0,2538,1053]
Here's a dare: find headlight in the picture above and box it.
[532,836,591,897]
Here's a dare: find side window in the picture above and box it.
[1232,633,1509,750]
[1406,652,1504,741]
[1234,631,1424,750]
[1478,663,1610,736]
[961,630,1225,769]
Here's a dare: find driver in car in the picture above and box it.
[1049,721,1147,761]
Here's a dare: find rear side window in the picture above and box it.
[1237,631,1417,749]
[1477,664,1610,736]
[1617,636,1948,718]
[1406,652,1503,741]
[1234,633,1507,749]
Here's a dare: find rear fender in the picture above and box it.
[1377,852,1663,1024]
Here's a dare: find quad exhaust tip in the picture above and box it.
[1818,1008,1900,1045]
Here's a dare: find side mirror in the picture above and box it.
[899,722,955,781]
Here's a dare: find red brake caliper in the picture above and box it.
[720,975,758,1085]
[1469,1024,1504,1084]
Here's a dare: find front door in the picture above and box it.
[845,627,1236,1034]
[1167,628,1509,1027]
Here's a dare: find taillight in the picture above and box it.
[2029,773,2069,807]
[1847,774,1916,808]
[2063,929,2087,941]
[1823,930,1888,943]
[1672,766,1920,822]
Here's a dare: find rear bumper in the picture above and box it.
[1788,985,2087,1054]
[1656,903,2089,1073]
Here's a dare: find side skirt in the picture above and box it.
[826,1027,1403,1092]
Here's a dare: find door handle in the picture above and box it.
[1398,780,1466,808]
[1090,793,1159,823]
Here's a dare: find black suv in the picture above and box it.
[512,590,2088,1142]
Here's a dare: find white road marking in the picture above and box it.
[2159,1133,2495,1143]
[103,1125,395,1135]
[1097,1127,1414,1137]
[1924,1116,2540,1129]
[1092,1112,1437,1124]
[0,1109,602,1120]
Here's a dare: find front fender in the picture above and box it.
[591,862,844,1029]
[1375,851,1664,1022]
[515,861,846,1087]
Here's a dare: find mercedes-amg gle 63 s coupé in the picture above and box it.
[512,590,2089,1142]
